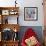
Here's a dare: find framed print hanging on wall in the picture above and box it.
[24,7,38,21]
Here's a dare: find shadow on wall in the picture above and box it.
[18,26,44,44]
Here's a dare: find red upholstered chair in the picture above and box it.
[21,28,41,46]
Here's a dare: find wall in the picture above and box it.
[19,0,44,26]
[0,0,44,26]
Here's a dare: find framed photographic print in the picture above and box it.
[8,16,18,24]
[2,16,18,24]
[2,16,8,24]
[24,7,38,21]
[2,10,9,15]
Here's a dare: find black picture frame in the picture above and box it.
[24,7,38,21]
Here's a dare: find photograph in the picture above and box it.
[24,7,38,21]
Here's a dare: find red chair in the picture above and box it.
[21,28,41,46]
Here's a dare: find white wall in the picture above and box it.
[19,0,44,26]
[0,0,44,26]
